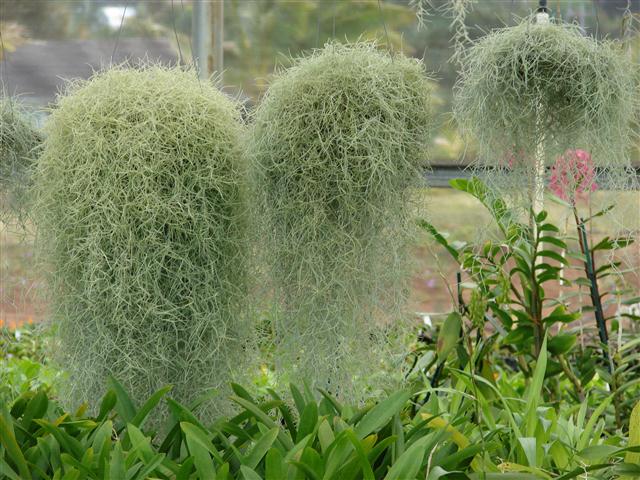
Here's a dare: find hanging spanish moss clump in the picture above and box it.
[453,18,638,208]
[33,65,250,416]
[250,43,434,400]
[0,98,43,225]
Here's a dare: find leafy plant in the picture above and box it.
[0,326,65,403]
[2,377,638,480]
[249,42,435,399]
[32,65,251,419]
[421,178,579,362]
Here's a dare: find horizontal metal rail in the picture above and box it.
[425,164,640,189]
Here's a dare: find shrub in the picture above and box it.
[249,42,434,399]
[0,98,43,223]
[2,379,636,479]
[32,65,250,417]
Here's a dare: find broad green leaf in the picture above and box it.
[0,407,30,480]
[240,465,263,480]
[183,423,217,480]
[181,422,224,464]
[243,427,279,469]
[577,444,620,462]
[518,437,537,468]
[107,377,136,424]
[384,435,430,480]
[624,399,640,473]
[437,312,462,362]
[355,390,411,439]
[344,430,375,480]
[297,401,318,442]
[265,448,285,480]
[108,442,126,480]
[130,385,172,428]
[548,335,577,355]
[317,419,335,454]
[525,336,547,437]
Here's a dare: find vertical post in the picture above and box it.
[192,0,211,80]
[533,7,549,222]
[212,0,224,84]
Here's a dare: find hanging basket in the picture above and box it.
[454,18,638,170]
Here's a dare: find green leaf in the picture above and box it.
[548,335,577,355]
[354,390,411,439]
[317,419,335,454]
[577,444,621,462]
[243,427,279,469]
[181,422,224,465]
[524,336,547,437]
[344,430,375,480]
[176,457,195,480]
[625,399,640,468]
[0,458,22,480]
[107,377,136,424]
[108,442,126,480]
[437,312,462,362]
[518,437,537,467]
[418,219,460,261]
[536,250,569,265]
[183,423,217,480]
[240,465,263,480]
[577,396,613,451]
[297,401,318,442]
[384,435,430,480]
[130,385,172,429]
[538,236,567,249]
[0,408,31,480]
[265,448,285,480]
[34,419,84,459]
[97,391,117,422]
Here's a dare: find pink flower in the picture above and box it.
[502,148,525,169]
[549,149,598,203]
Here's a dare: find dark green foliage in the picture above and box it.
[0,99,43,223]
[3,379,638,479]
[32,65,250,417]
[249,42,435,399]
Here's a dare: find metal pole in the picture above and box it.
[212,0,224,83]
[192,0,211,80]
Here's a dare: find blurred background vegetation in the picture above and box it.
[0,0,638,327]
[1,0,638,162]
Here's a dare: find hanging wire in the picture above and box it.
[180,0,196,68]
[315,11,321,48]
[592,0,600,38]
[171,0,184,65]
[332,0,336,38]
[179,0,203,93]
[377,0,393,58]
[111,0,129,64]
